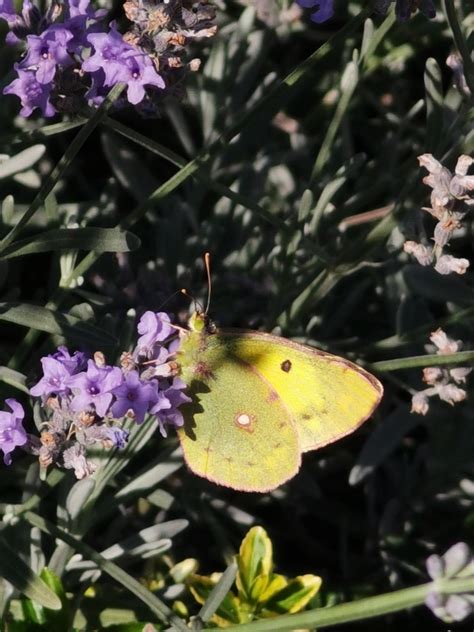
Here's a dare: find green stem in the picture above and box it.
[23,511,188,632]
[0,84,124,253]
[442,0,474,97]
[215,577,474,631]
[371,350,474,372]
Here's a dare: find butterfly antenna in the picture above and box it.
[181,288,204,313]
[155,289,182,312]
[204,252,212,315]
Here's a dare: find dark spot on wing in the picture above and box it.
[247,461,255,467]
[273,442,282,449]
[225,456,233,463]
[278,421,287,429]
[281,359,292,373]
[302,413,311,420]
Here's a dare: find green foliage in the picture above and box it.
[188,526,321,627]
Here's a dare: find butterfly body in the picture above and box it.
[177,314,383,492]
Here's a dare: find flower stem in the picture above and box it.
[215,576,474,631]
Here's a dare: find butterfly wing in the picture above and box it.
[218,331,383,452]
[177,336,301,492]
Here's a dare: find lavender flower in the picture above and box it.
[67,359,123,417]
[136,311,173,358]
[82,28,138,85]
[30,356,74,399]
[0,399,27,465]
[52,346,87,374]
[297,0,333,23]
[3,66,55,117]
[151,377,191,437]
[104,426,129,448]
[21,27,74,83]
[111,369,158,424]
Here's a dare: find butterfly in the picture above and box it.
[176,309,383,493]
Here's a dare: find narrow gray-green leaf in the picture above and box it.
[424,58,444,151]
[0,302,117,347]
[0,535,61,610]
[0,366,28,393]
[199,562,238,623]
[372,350,474,372]
[0,145,46,180]
[114,447,183,500]
[0,227,140,260]
[66,479,96,524]
[23,511,188,631]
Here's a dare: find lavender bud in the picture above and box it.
[418,153,444,175]
[443,542,472,578]
[455,155,474,177]
[94,351,106,367]
[449,367,472,384]
[436,383,467,405]
[411,391,430,415]
[422,367,443,384]
[430,329,459,354]
[445,594,473,621]
[403,240,433,266]
[426,553,445,579]
[434,255,470,275]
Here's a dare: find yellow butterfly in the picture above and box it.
[176,259,383,492]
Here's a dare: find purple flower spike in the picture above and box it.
[297,0,334,23]
[111,370,158,424]
[0,399,27,465]
[3,67,55,117]
[136,311,173,357]
[67,359,123,417]
[21,27,73,84]
[30,356,74,399]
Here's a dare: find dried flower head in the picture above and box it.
[404,154,473,275]
[411,329,471,415]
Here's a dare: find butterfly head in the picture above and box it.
[188,310,217,335]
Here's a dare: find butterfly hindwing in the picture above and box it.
[219,331,383,452]
[178,336,301,492]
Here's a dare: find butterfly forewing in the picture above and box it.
[178,337,301,492]
[220,332,383,452]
